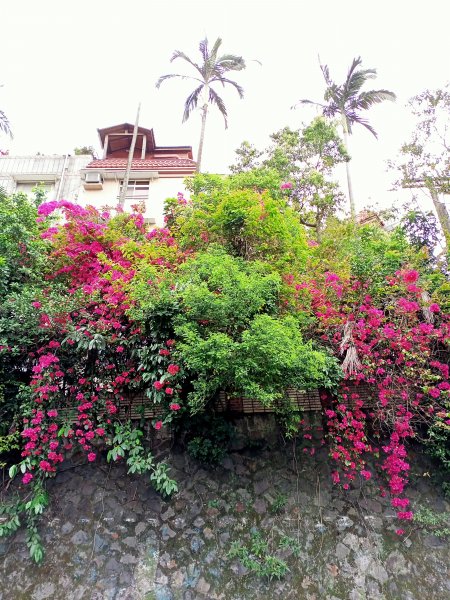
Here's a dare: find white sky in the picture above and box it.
[1,0,449,214]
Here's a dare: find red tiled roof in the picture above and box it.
[86,158,196,170]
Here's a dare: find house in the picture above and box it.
[0,122,197,227]
[0,153,92,201]
[80,123,196,225]
[356,209,385,228]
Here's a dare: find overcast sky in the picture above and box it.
[1,0,449,214]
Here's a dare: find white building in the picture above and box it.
[0,154,92,201]
[0,122,197,227]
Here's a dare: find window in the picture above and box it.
[15,181,55,197]
[118,180,150,203]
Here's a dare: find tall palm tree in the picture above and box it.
[156,37,246,172]
[294,57,396,219]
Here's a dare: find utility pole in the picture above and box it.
[118,102,141,208]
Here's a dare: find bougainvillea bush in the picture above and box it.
[0,182,449,561]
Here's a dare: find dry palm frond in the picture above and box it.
[421,291,434,324]
[340,321,362,376]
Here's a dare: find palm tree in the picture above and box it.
[156,37,246,172]
[294,57,396,219]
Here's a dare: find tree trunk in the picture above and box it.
[119,102,140,208]
[429,185,450,246]
[196,103,208,172]
[341,119,356,221]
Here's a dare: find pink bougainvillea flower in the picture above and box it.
[22,472,33,485]
[87,452,96,462]
[47,409,58,418]
[429,303,440,313]
[397,511,413,520]
[280,182,293,189]
[32,301,42,309]
[325,272,340,283]
[169,403,180,411]
[401,270,419,284]
[116,346,124,353]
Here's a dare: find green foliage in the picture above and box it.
[177,248,281,332]
[425,398,450,474]
[107,422,178,497]
[0,191,48,298]
[228,530,290,580]
[228,119,348,235]
[313,220,427,295]
[0,190,53,435]
[0,430,20,467]
[184,173,226,196]
[73,145,95,156]
[229,140,263,173]
[391,85,450,194]
[279,534,301,557]
[413,506,450,538]
[177,310,340,412]
[131,246,342,414]
[174,187,309,270]
[184,414,234,466]
[269,493,288,514]
[0,479,48,563]
[400,203,440,259]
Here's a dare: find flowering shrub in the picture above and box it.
[297,267,450,520]
[1,183,449,561]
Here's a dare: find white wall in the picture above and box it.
[80,176,190,227]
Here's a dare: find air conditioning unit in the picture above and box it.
[83,172,103,190]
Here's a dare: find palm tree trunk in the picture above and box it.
[341,119,356,221]
[429,185,450,247]
[119,102,141,209]
[196,103,208,172]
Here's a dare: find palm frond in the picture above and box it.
[182,84,205,123]
[215,54,246,73]
[208,88,228,127]
[199,38,210,64]
[0,110,12,137]
[320,62,333,88]
[156,73,200,88]
[204,38,223,80]
[209,38,223,62]
[345,69,377,98]
[349,113,378,137]
[292,98,326,111]
[352,89,396,110]
[170,50,203,77]
[211,77,244,98]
